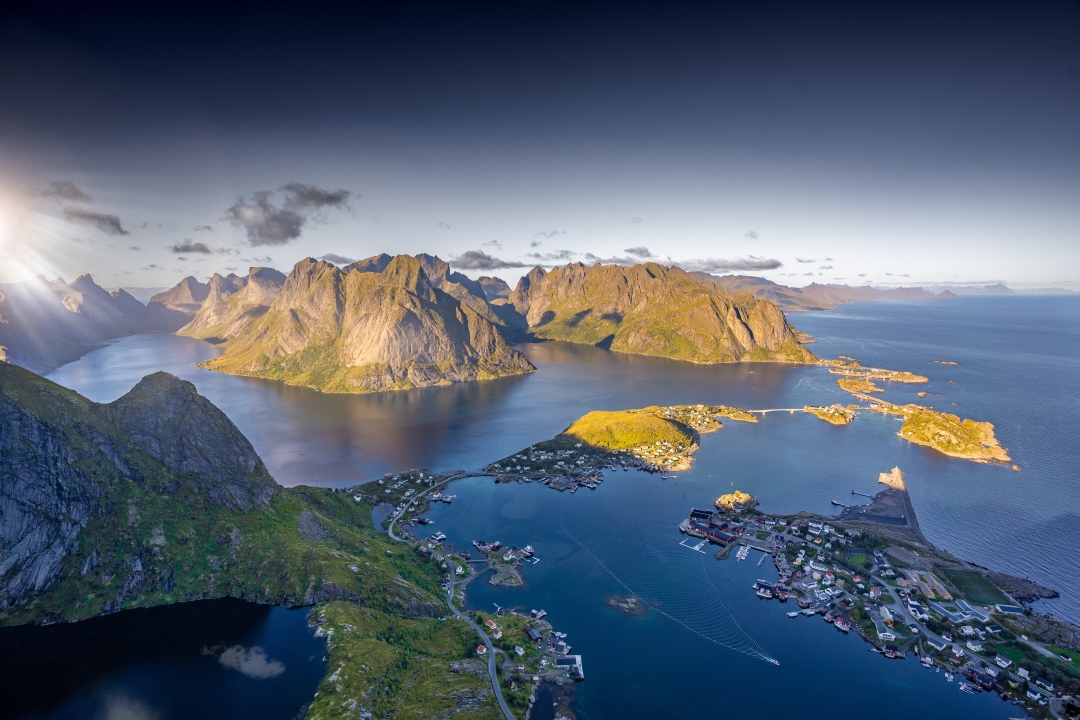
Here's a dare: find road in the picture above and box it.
[382,473,516,720]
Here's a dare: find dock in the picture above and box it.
[679,538,707,553]
[831,500,849,508]
[851,490,874,499]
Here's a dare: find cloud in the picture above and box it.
[531,241,542,247]
[215,247,239,255]
[858,274,866,277]
[824,257,834,261]
[225,183,352,246]
[534,230,565,238]
[128,245,141,250]
[630,217,644,224]
[529,249,577,263]
[319,253,355,264]
[796,258,815,264]
[216,645,285,679]
[100,693,159,720]
[744,230,760,240]
[483,240,502,249]
[36,181,92,203]
[168,240,211,254]
[141,264,161,270]
[803,272,814,276]
[624,246,653,258]
[64,208,130,235]
[584,253,641,265]
[193,225,213,232]
[438,222,451,230]
[885,273,893,276]
[449,250,529,270]
[818,265,833,270]
[679,256,783,273]
[176,256,187,261]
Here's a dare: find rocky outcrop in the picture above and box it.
[0,363,276,611]
[178,267,286,341]
[148,276,210,315]
[0,275,190,374]
[510,262,816,363]
[198,255,535,393]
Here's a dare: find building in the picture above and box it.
[554,655,584,680]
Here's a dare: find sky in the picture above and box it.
[0,0,1078,291]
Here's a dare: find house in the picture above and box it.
[927,638,948,652]
[514,646,525,657]
[1036,678,1054,692]
[554,655,584,680]
[880,607,894,626]
[527,629,543,643]
[485,619,498,630]
[869,587,882,599]
[966,640,984,653]
[994,655,1012,669]
[476,645,487,656]
[492,629,503,640]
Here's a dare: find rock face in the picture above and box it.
[510,262,816,363]
[0,275,191,374]
[148,276,210,314]
[178,267,287,342]
[198,255,535,393]
[0,362,276,611]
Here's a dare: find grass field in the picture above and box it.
[1050,646,1080,664]
[940,569,1011,605]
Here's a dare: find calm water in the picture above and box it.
[1,599,325,720]
[34,295,1079,719]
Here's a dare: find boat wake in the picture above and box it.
[540,504,778,666]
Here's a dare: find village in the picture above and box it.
[679,478,1080,718]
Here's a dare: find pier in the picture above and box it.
[831,500,849,508]
[852,490,874,499]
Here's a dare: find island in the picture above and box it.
[804,404,857,425]
[483,404,757,489]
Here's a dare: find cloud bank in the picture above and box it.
[319,253,355,264]
[64,208,129,235]
[225,183,352,246]
[36,181,92,203]
[216,645,285,679]
[449,249,528,270]
[168,240,211,254]
[679,256,782,273]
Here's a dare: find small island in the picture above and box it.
[837,377,884,394]
[825,359,929,385]
[804,404,857,425]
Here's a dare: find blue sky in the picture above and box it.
[1,1,1077,290]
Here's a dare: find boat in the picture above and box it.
[921,655,933,667]
[801,608,816,616]
[755,587,774,599]
[834,619,850,633]
[787,611,800,618]
[959,682,974,694]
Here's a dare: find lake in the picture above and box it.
[20,295,1077,719]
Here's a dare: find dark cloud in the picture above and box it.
[483,240,502,249]
[168,240,211,254]
[438,222,451,230]
[319,253,355,264]
[128,245,141,250]
[534,230,565,238]
[796,258,815,263]
[529,249,577,263]
[744,230,760,240]
[176,256,188,261]
[624,246,653,258]
[36,181,92,203]
[215,247,239,256]
[818,265,833,270]
[449,249,528,270]
[225,183,352,246]
[193,225,213,232]
[583,252,641,265]
[64,208,129,235]
[630,217,644,224]
[531,240,543,247]
[679,256,782,272]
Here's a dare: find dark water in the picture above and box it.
[39,296,1080,719]
[1,599,325,720]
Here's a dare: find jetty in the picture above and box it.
[831,500,849,508]
[852,490,874,499]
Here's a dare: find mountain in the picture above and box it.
[0,275,189,374]
[148,276,210,314]
[178,267,287,342]
[479,276,513,302]
[696,274,846,311]
[197,255,535,393]
[509,262,816,363]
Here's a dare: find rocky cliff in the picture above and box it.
[0,362,442,626]
[198,255,534,393]
[0,275,190,374]
[510,262,816,363]
[178,267,287,341]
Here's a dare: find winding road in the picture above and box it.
[383,473,516,720]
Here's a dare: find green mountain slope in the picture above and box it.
[510,262,816,363]
[0,362,506,718]
[199,255,535,393]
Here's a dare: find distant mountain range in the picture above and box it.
[0,275,189,373]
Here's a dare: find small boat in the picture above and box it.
[756,587,774,599]
[959,682,974,694]
[787,611,800,618]
[801,608,816,616]
[921,655,933,667]
[835,619,850,633]
[945,672,953,682]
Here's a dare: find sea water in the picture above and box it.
[25,295,1077,719]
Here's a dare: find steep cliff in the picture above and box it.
[0,275,190,374]
[510,262,816,363]
[0,363,441,627]
[198,255,534,393]
[178,267,287,341]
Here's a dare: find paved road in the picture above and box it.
[381,473,516,720]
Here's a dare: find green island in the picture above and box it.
[837,377,884,394]
[484,404,756,486]
[824,359,929,384]
[803,404,857,425]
